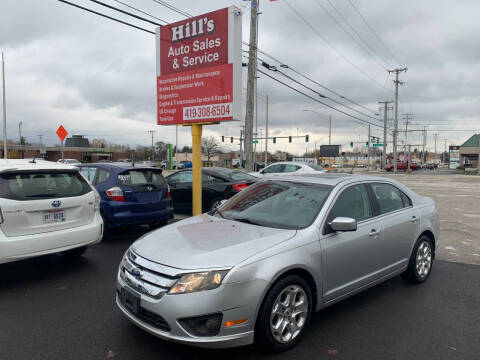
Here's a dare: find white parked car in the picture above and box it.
[0,159,103,264]
[57,158,81,166]
[250,162,326,178]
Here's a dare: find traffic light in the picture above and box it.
[230,137,233,143]
[221,136,224,142]
[350,142,353,148]
[273,137,276,144]
[305,135,309,142]
[289,136,292,143]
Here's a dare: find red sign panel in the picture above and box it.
[157,63,233,125]
[159,8,228,75]
[56,125,68,142]
[156,7,241,125]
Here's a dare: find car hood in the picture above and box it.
[131,214,297,270]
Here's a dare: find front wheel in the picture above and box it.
[255,275,312,351]
[402,235,434,283]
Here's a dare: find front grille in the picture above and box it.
[120,251,179,299]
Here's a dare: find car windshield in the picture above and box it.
[209,168,256,182]
[217,181,332,229]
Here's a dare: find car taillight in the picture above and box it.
[94,190,101,211]
[106,187,125,202]
[232,183,248,192]
[166,185,171,199]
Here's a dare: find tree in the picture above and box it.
[91,138,107,148]
[202,136,219,160]
[180,145,192,153]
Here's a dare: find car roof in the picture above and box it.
[80,162,159,172]
[260,173,394,187]
[0,159,79,172]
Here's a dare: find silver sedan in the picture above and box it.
[116,174,439,351]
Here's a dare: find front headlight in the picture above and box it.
[169,270,229,295]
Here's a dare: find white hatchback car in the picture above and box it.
[250,162,326,178]
[0,159,103,264]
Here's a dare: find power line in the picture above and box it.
[151,0,192,18]
[283,0,386,90]
[257,68,383,129]
[313,0,389,70]
[57,0,155,34]
[347,0,402,66]
[324,0,395,68]
[258,58,382,123]
[112,0,168,24]
[86,0,162,26]
[243,44,379,115]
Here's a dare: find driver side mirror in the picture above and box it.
[329,217,357,232]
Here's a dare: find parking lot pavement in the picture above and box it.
[0,226,479,360]
[377,172,480,265]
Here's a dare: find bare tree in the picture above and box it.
[202,136,219,161]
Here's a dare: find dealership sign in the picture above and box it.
[156,7,242,125]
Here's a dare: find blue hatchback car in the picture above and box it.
[79,163,173,229]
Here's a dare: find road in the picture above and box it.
[1,226,479,360]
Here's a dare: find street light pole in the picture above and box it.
[18,121,22,145]
[264,95,269,166]
[2,52,7,159]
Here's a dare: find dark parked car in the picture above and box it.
[165,167,256,212]
[79,163,173,229]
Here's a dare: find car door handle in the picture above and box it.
[369,229,382,237]
[410,216,419,223]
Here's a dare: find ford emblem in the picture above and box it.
[131,267,142,277]
[51,200,62,208]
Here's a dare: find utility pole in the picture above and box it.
[2,52,7,159]
[328,116,332,145]
[423,126,427,166]
[175,125,178,167]
[148,130,155,161]
[264,95,269,166]
[239,127,244,167]
[378,101,393,169]
[367,124,371,171]
[433,133,439,159]
[38,135,43,144]
[18,121,22,145]
[244,0,260,172]
[388,67,407,173]
[403,113,414,170]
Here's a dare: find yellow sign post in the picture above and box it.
[191,124,203,215]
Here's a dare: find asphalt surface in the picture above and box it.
[1,226,479,360]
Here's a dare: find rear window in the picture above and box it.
[117,170,167,190]
[0,171,92,201]
[209,168,255,182]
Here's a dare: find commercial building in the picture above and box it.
[459,134,480,168]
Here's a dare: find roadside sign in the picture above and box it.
[253,140,258,144]
[56,125,68,142]
[156,7,242,125]
[373,143,384,147]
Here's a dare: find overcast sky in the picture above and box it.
[1,0,479,155]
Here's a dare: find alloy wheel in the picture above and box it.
[270,285,308,344]
[416,240,432,278]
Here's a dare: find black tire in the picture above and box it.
[61,246,87,259]
[255,275,313,351]
[402,235,434,284]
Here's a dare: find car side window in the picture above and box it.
[202,173,217,182]
[80,167,97,183]
[370,183,404,214]
[401,191,412,207]
[284,164,301,173]
[263,164,284,174]
[167,171,190,184]
[94,168,110,185]
[328,184,372,223]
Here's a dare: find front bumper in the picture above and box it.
[116,272,268,348]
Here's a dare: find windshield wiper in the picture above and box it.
[211,207,225,219]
